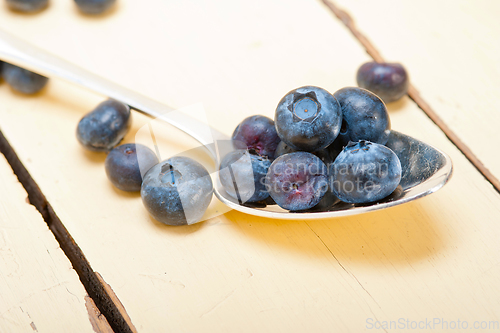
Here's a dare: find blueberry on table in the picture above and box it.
[275,86,342,152]
[76,99,131,152]
[74,0,116,14]
[105,143,159,192]
[333,87,391,145]
[219,149,271,203]
[2,63,48,94]
[357,62,409,103]
[330,141,401,204]
[266,152,328,211]
[232,115,280,159]
[6,0,48,12]
[141,157,213,226]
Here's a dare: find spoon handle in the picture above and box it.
[0,28,228,157]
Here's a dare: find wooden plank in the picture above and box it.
[321,0,500,189]
[0,155,97,333]
[1,0,500,332]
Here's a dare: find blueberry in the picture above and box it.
[274,141,336,166]
[76,99,131,152]
[105,143,159,192]
[330,141,401,204]
[275,86,342,152]
[141,157,213,226]
[232,115,280,159]
[6,0,48,12]
[357,62,409,103]
[266,152,328,211]
[219,149,271,203]
[334,87,391,145]
[74,0,116,14]
[2,63,48,94]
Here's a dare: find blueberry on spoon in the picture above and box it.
[232,115,280,159]
[275,86,342,152]
[334,87,391,145]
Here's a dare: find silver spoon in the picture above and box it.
[0,29,453,220]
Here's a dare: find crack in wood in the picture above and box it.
[305,222,388,333]
[85,296,113,333]
[0,129,135,333]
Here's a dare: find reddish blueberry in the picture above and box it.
[357,62,409,103]
[266,152,328,211]
[232,115,280,159]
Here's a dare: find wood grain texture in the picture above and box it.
[0,155,95,333]
[321,0,500,190]
[1,0,500,332]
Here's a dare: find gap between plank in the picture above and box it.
[320,0,500,193]
[0,129,136,333]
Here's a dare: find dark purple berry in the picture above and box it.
[266,152,328,211]
[232,115,280,158]
[357,62,409,103]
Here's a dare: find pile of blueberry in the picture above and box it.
[5,0,117,15]
[223,83,404,212]
[71,61,409,225]
[220,61,409,213]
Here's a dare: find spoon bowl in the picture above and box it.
[214,130,452,219]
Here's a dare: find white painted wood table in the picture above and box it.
[0,0,499,332]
